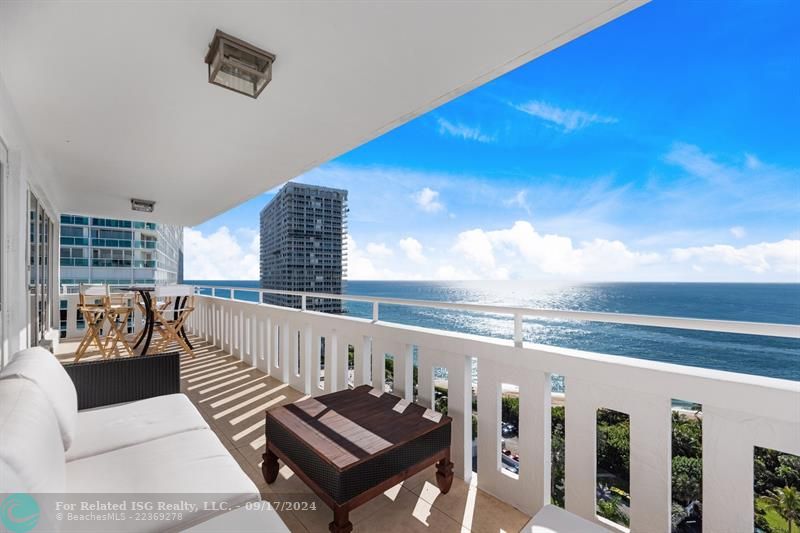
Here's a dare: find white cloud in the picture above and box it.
[453,229,496,271]
[730,226,746,239]
[745,153,762,169]
[399,237,426,263]
[662,143,800,216]
[671,240,800,275]
[184,226,259,280]
[664,143,731,185]
[503,190,530,213]
[366,242,393,257]
[451,221,659,279]
[346,235,381,280]
[514,100,617,132]
[434,264,480,281]
[436,118,495,143]
[413,187,445,213]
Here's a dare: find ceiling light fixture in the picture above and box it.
[131,198,155,213]
[205,29,276,99]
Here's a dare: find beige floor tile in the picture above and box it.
[276,509,308,533]
[412,476,530,533]
[350,488,465,533]
[286,482,411,533]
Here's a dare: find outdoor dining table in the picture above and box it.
[120,286,193,356]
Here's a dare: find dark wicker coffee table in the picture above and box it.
[262,385,453,533]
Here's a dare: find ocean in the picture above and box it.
[186,280,800,382]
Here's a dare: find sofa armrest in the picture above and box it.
[63,352,180,410]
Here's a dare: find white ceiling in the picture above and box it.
[0,1,645,226]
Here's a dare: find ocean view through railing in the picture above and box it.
[58,283,800,532]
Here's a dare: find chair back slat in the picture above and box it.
[155,285,193,298]
[80,284,108,297]
[79,284,108,307]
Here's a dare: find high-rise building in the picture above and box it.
[59,214,184,287]
[259,183,348,313]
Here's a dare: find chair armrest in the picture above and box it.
[63,352,180,410]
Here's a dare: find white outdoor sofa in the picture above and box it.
[0,347,289,532]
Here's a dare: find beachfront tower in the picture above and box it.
[259,183,348,313]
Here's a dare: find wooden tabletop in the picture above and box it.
[267,385,451,471]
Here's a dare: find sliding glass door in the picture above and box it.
[28,191,54,347]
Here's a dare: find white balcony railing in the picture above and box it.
[59,285,800,533]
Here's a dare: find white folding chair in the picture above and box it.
[150,285,195,357]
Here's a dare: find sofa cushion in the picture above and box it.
[0,377,66,493]
[0,347,78,450]
[66,428,259,531]
[66,393,210,462]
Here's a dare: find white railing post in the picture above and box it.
[212,304,218,347]
[301,323,313,394]
[280,319,290,384]
[416,346,433,410]
[271,320,281,378]
[629,395,672,532]
[337,334,350,390]
[703,405,755,533]
[371,338,385,390]
[564,378,598,523]
[238,310,245,360]
[355,336,371,386]
[328,332,339,393]
[393,343,414,401]
[372,302,379,323]
[301,295,307,311]
[447,352,473,483]
[514,312,523,348]
[524,370,552,515]
[258,317,271,374]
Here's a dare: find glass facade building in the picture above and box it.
[59,214,183,287]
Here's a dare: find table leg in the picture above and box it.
[329,507,352,533]
[139,291,155,356]
[436,456,454,494]
[175,296,194,350]
[262,448,279,484]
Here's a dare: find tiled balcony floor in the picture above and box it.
[56,335,531,533]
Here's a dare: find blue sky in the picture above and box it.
[185,0,800,282]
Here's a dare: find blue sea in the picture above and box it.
[186,280,800,382]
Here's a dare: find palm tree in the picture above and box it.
[764,486,800,533]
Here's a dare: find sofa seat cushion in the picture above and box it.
[0,377,66,493]
[66,428,259,531]
[0,347,78,450]
[66,393,209,462]
[523,504,610,532]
